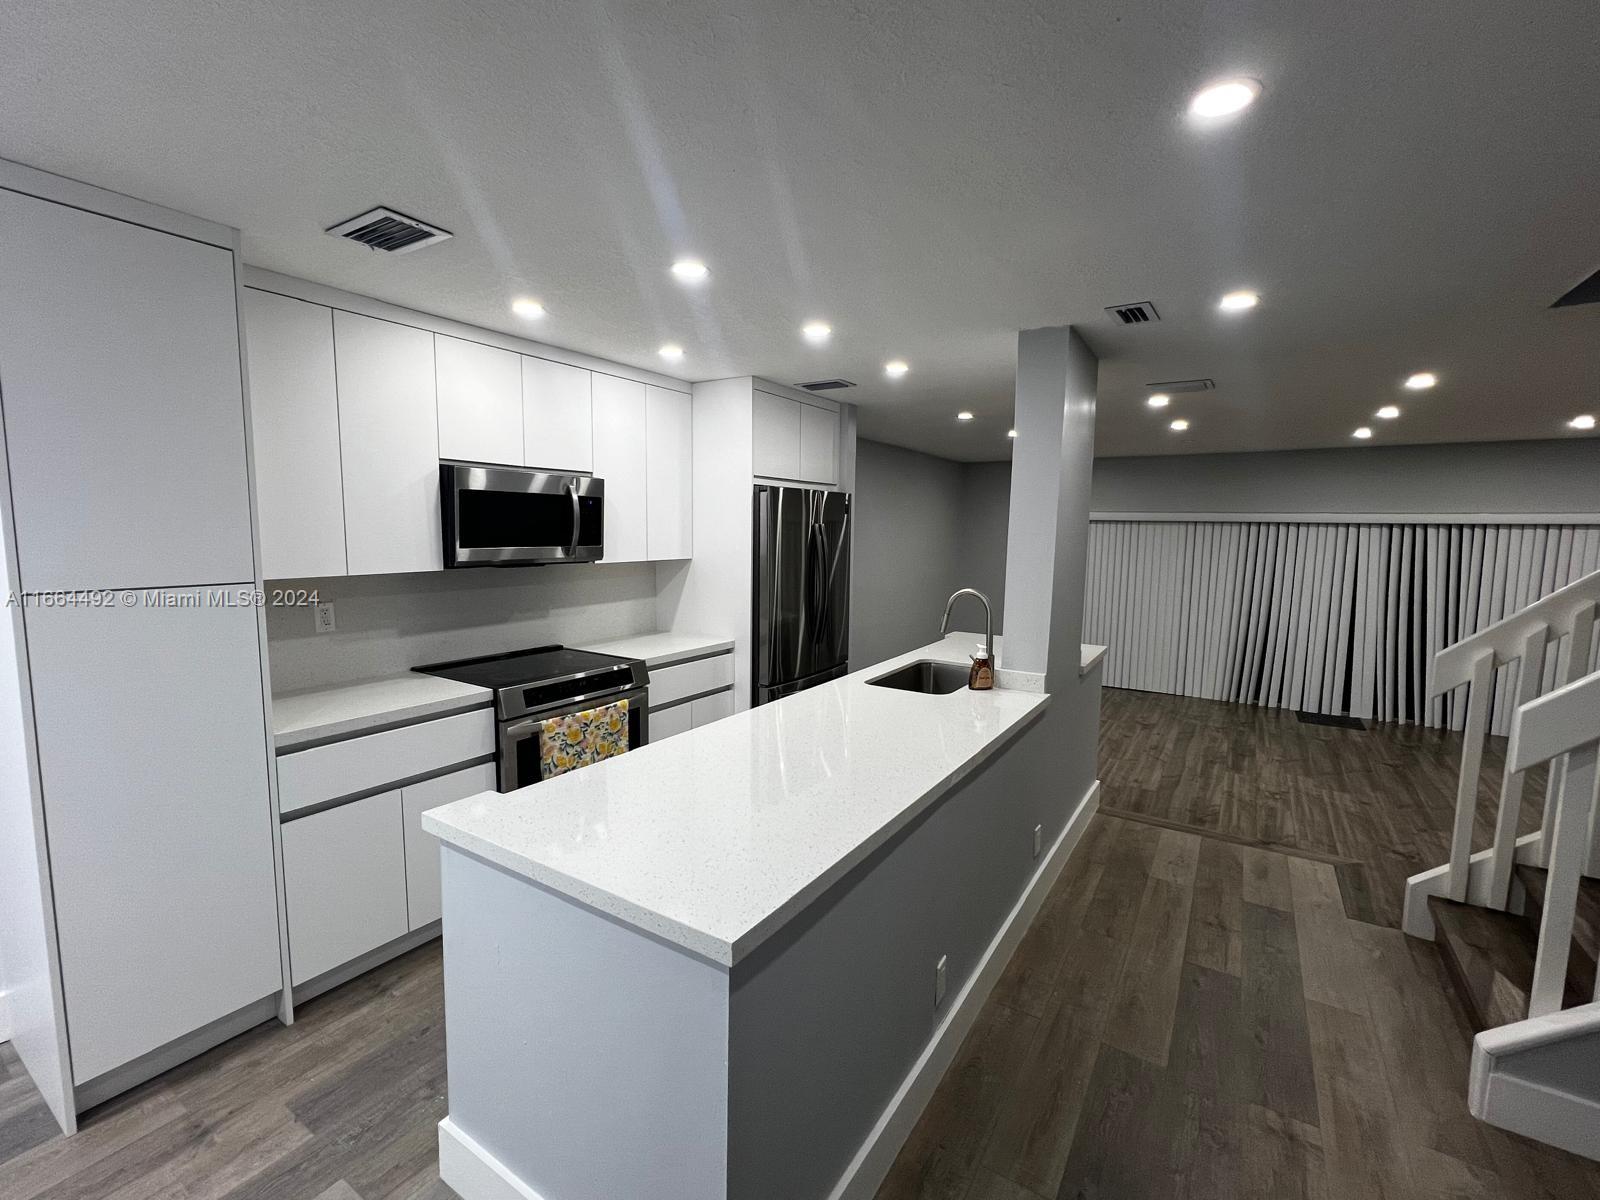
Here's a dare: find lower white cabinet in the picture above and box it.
[283,791,409,987]
[401,763,497,930]
[649,702,694,742]
[691,690,735,727]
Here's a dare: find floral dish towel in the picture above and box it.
[538,698,630,780]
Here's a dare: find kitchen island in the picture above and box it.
[423,634,1100,1200]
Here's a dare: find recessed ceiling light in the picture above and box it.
[670,258,709,284]
[1403,372,1437,390]
[1353,426,1373,439]
[658,342,685,362]
[957,411,974,422]
[1189,78,1261,120]
[1376,405,1401,420]
[1170,418,1189,432]
[1570,414,1597,431]
[801,321,832,344]
[510,298,546,320]
[884,359,910,379]
[1147,393,1171,408]
[1218,290,1259,312]
[1007,429,1018,439]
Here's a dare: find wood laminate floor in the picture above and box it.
[2,688,1593,1198]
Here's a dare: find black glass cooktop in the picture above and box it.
[414,645,633,691]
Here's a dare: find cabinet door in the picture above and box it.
[282,791,409,986]
[591,375,648,562]
[436,335,522,465]
[752,390,801,480]
[649,702,693,743]
[691,690,735,729]
[334,312,442,575]
[26,597,280,1083]
[523,357,593,472]
[401,762,496,930]
[243,290,348,579]
[798,403,840,486]
[646,386,692,560]
[0,189,255,591]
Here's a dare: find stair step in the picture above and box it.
[1428,895,1596,1032]
[1514,861,1600,969]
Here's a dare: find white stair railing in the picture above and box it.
[1505,668,1600,1016]
[1427,568,1600,910]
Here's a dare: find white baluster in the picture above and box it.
[1447,651,1496,903]
[1543,607,1596,868]
[1487,626,1548,908]
[1531,743,1599,1017]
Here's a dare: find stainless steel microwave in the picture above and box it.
[440,463,605,567]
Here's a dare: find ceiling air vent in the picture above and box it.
[1146,378,1215,394]
[325,207,453,254]
[1106,301,1159,325]
[1552,266,1600,308]
[798,378,856,392]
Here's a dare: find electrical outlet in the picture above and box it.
[934,954,948,1008]
[1033,824,1043,858]
[314,602,337,634]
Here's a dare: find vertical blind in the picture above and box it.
[1083,521,1600,735]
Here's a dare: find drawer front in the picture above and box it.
[691,690,735,729]
[282,791,409,986]
[649,654,733,708]
[401,763,497,931]
[648,702,694,743]
[276,708,494,816]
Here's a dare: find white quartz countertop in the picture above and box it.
[423,634,1050,967]
[576,631,734,667]
[272,674,492,751]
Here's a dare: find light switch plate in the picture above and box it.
[314,602,337,634]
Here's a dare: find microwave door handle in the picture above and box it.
[567,479,581,559]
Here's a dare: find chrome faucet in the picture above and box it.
[940,588,994,666]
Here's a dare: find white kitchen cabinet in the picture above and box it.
[401,763,497,930]
[282,791,409,987]
[691,690,735,729]
[243,289,348,579]
[591,374,649,562]
[649,703,693,742]
[798,402,840,486]
[334,311,442,575]
[523,357,593,473]
[753,389,802,481]
[25,596,281,1084]
[0,189,256,592]
[437,335,522,465]
[646,386,693,560]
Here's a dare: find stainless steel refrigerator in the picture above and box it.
[753,485,852,706]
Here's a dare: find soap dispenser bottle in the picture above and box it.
[969,644,995,690]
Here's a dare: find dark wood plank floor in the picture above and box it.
[0,687,1591,1198]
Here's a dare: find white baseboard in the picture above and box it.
[439,1117,549,1200]
[439,780,1102,1200]
[826,778,1102,1200]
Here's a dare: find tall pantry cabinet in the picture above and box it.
[0,165,283,1133]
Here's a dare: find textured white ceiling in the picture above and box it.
[2,0,1597,461]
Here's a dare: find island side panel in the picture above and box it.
[438,846,731,1200]
[726,718,1092,1200]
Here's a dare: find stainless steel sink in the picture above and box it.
[866,660,971,694]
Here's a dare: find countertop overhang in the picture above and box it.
[423,635,1051,967]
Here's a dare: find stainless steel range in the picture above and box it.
[415,645,648,791]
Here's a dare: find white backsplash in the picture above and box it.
[264,563,662,693]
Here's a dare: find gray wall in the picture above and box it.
[1091,438,1600,516]
[265,562,660,692]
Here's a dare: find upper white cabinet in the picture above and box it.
[243,290,348,580]
[753,389,802,481]
[523,357,593,473]
[436,335,522,465]
[752,389,840,486]
[799,402,840,486]
[592,374,648,563]
[646,386,692,560]
[334,312,442,575]
[0,189,256,591]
